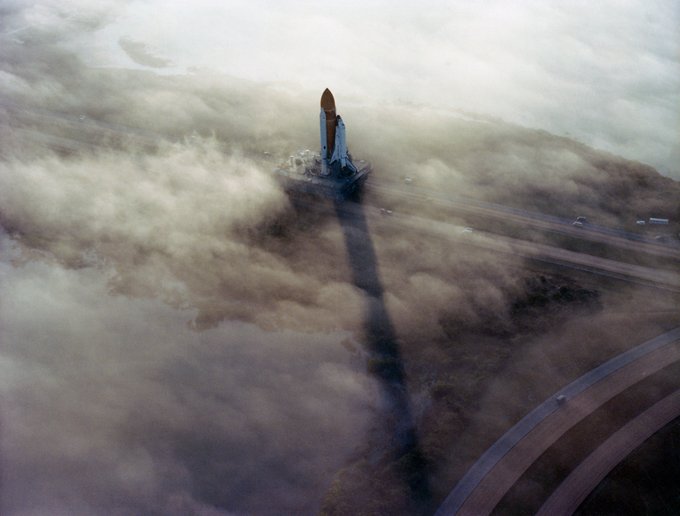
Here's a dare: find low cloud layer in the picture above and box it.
[1,2,679,514]
[0,248,376,514]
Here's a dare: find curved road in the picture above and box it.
[435,326,680,515]
[537,389,680,515]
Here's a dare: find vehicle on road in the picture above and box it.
[572,216,587,228]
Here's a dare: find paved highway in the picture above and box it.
[434,326,680,515]
[281,196,680,292]
[536,389,680,515]
[367,179,680,260]
[354,202,680,292]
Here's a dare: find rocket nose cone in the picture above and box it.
[320,88,335,111]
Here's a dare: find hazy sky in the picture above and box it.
[67,0,680,177]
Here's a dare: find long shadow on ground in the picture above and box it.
[334,198,432,513]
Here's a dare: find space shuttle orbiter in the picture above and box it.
[319,88,357,176]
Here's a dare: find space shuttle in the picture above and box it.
[319,88,358,176]
[274,88,370,198]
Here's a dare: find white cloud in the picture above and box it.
[0,243,376,513]
[74,0,679,177]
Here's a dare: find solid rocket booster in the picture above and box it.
[319,88,355,175]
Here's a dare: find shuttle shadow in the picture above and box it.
[334,198,431,512]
